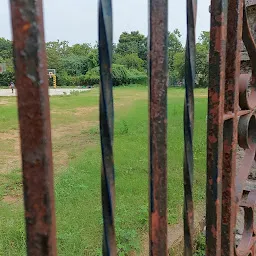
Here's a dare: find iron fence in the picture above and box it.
[7,0,256,255]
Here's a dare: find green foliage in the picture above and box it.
[0,38,12,60]
[168,30,183,62]
[84,49,99,71]
[0,29,210,88]
[127,69,147,85]
[112,64,129,86]
[0,38,14,76]
[4,58,14,72]
[168,29,184,84]
[83,64,147,86]
[46,40,69,71]
[0,71,14,86]
[198,31,210,48]
[115,53,145,72]
[56,72,77,87]
[195,31,210,88]
[172,51,185,82]
[83,66,100,86]
[115,31,147,66]
[61,55,87,76]
[66,43,91,56]
[45,41,98,80]
[194,234,206,256]
[168,29,183,54]
[116,226,140,254]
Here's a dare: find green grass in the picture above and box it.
[0,86,207,255]
[194,233,206,256]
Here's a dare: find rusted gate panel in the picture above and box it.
[8,0,256,255]
[206,0,256,255]
[9,0,57,255]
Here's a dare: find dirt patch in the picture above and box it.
[0,102,101,203]
[196,94,208,98]
[0,131,19,140]
[74,106,98,116]
[0,116,98,175]
[0,99,10,105]
[2,195,21,204]
[52,151,69,171]
[51,109,71,115]
[0,131,20,174]
[115,93,147,102]
[140,204,205,255]
[51,121,96,138]
[0,93,143,202]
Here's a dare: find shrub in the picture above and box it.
[83,65,147,86]
[56,72,78,87]
[127,69,147,85]
[83,67,100,86]
[115,53,145,72]
[112,65,129,86]
[0,67,147,88]
[0,71,14,86]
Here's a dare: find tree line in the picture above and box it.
[0,29,209,87]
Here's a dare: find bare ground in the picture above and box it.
[0,105,99,204]
[0,91,144,203]
[139,203,205,255]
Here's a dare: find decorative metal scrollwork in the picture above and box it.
[235,1,256,255]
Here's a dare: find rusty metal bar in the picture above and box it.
[149,0,168,255]
[9,0,57,255]
[206,0,228,255]
[98,0,117,255]
[183,0,197,254]
[221,0,243,255]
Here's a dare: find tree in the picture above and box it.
[67,43,91,56]
[46,40,69,56]
[195,31,210,87]
[0,38,12,60]
[116,31,147,66]
[173,51,185,81]
[61,55,86,76]
[168,29,183,53]
[84,49,99,72]
[46,40,70,70]
[198,31,210,48]
[115,53,145,72]
[168,29,184,85]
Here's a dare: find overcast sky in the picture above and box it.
[1,0,210,45]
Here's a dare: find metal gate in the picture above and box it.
[7,0,256,255]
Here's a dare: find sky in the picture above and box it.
[1,0,210,46]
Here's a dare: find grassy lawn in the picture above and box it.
[0,86,207,255]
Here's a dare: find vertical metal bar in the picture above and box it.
[221,0,243,255]
[9,0,57,255]
[206,0,228,255]
[183,0,197,254]
[149,0,168,255]
[98,1,117,255]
